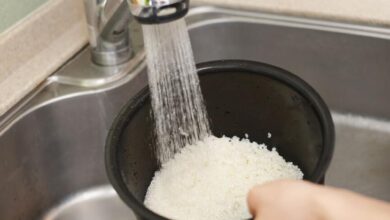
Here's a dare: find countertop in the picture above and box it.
[1,0,390,117]
[0,0,87,117]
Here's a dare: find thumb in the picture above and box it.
[247,186,263,217]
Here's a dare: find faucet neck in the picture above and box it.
[83,0,190,66]
[84,0,132,66]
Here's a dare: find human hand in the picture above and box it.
[247,179,390,220]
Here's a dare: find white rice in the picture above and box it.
[144,135,303,220]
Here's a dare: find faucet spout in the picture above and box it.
[83,0,190,66]
[128,0,189,24]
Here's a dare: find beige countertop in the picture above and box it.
[1,0,390,117]
[0,0,87,117]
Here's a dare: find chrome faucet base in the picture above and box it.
[91,40,133,66]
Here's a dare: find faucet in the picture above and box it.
[84,0,189,66]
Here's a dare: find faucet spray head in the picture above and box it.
[128,0,189,24]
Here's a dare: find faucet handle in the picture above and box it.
[128,0,189,24]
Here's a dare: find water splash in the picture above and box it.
[142,19,211,164]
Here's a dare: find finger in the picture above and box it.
[247,186,263,216]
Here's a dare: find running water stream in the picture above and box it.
[142,19,211,164]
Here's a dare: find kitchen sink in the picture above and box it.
[1,6,389,220]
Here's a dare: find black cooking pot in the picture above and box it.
[105,60,335,220]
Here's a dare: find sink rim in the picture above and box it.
[188,6,390,39]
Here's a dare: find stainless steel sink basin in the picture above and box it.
[1,6,389,220]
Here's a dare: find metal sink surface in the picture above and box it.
[0,6,389,220]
